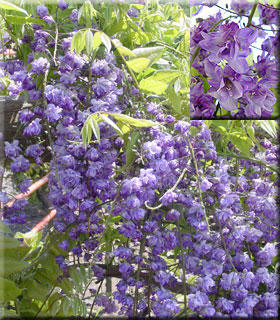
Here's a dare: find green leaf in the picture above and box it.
[100,32,111,52]
[22,279,50,301]
[0,234,22,249]
[126,131,140,167]
[62,298,72,316]
[146,70,182,83]
[0,257,29,277]
[93,31,102,50]
[110,113,157,128]
[117,121,130,135]
[0,221,11,233]
[71,30,86,54]
[139,78,168,94]
[126,58,150,73]
[84,29,93,55]
[229,131,254,156]
[112,39,135,56]
[89,117,100,143]
[100,114,122,135]
[5,15,46,25]
[132,46,163,58]
[256,120,278,139]
[0,0,28,15]
[0,277,22,303]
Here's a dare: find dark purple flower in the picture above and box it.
[17,178,32,193]
[4,140,21,158]
[23,118,42,136]
[31,57,50,74]
[58,0,68,10]
[37,5,48,18]
[10,156,30,172]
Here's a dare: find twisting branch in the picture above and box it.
[145,167,188,211]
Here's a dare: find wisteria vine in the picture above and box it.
[0,0,279,318]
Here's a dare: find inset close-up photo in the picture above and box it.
[190,0,279,119]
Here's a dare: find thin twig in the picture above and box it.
[247,2,258,27]
[186,136,210,231]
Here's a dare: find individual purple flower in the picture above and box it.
[160,190,178,206]
[220,272,240,290]
[231,0,253,13]
[31,57,50,75]
[58,240,69,251]
[45,104,62,122]
[127,7,139,17]
[37,4,48,18]
[17,178,32,193]
[10,156,30,172]
[200,178,212,192]
[204,61,243,111]
[25,144,44,159]
[165,209,180,221]
[258,3,279,25]
[174,120,189,134]
[113,247,133,259]
[256,243,277,267]
[43,16,55,24]
[23,118,42,136]
[217,297,235,313]
[90,60,111,77]
[58,0,68,10]
[154,270,170,286]
[0,191,9,204]
[119,263,134,279]
[4,140,21,158]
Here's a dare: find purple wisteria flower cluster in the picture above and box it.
[190,0,279,119]
[0,2,279,318]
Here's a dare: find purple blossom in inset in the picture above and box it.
[230,0,253,13]
[69,9,78,23]
[258,3,279,25]
[205,61,243,111]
